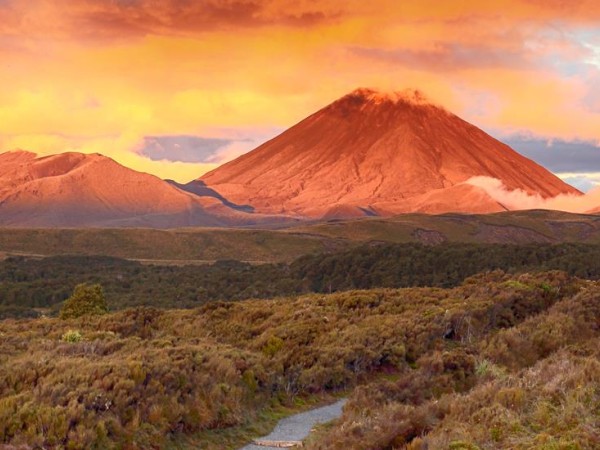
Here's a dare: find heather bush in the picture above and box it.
[0,272,596,449]
[308,275,598,449]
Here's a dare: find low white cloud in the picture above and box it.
[585,43,600,69]
[466,176,600,213]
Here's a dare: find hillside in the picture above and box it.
[201,88,579,217]
[0,210,599,263]
[0,272,597,449]
[0,151,281,227]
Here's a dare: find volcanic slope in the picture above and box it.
[0,150,280,227]
[200,88,580,217]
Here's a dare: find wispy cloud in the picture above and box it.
[505,136,600,173]
[140,136,237,163]
[351,43,532,71]
[0,0,341,42]
[138,131,280,164]
[557,174,600,192]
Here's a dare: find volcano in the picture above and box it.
[0,150,280,227]
[200,88,580,217]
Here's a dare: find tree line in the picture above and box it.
[1,242,600,318]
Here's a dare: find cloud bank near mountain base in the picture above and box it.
[466,176,600,213]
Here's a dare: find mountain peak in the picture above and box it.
[342,87,433,106]
[201,87,579,218]
[324,87,444,120]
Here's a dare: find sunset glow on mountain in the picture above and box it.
[1,0,599,186]
[3,4,600,448]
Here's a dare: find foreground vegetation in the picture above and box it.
[309,274,600,449]
[2,242,600,319]
[0,271,598,448]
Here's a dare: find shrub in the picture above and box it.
[1,271,595,449]
[59,284,108,319]
[262,335,284,358]
[61,329,82,343]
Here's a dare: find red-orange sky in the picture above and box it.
[1,0,600,185]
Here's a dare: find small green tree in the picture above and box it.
[60,283,108,319]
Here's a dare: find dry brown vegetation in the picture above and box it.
[0,271,597,449]
[308,274,600,449]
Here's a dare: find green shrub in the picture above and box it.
[60,284,108,319]
[61,329,82,343]
[262,335,284,358]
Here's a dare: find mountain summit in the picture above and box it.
[201,88,579,217]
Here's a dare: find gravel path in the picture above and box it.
[239,398,347,449]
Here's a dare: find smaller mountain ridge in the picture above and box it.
[0,150,282,227]
[201,87,580,218]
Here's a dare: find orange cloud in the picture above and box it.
[0,0,599,182]
[0,0,343,41]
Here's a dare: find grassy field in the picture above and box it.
[0,210,599,263]
[294,209,600,245]
[0,228,335,263]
